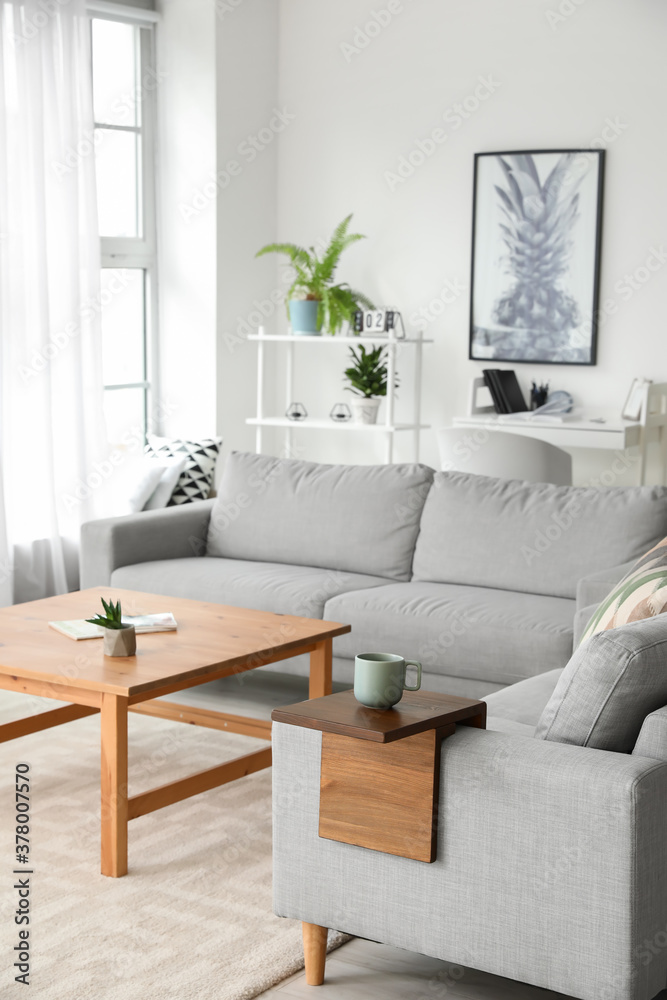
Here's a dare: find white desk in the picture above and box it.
[454,381,667,485]
[452,413,641,452]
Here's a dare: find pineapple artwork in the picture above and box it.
[470,151,604,365]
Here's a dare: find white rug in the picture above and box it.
[0,693,344,1000]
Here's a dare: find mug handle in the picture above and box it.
[403,660,422,692]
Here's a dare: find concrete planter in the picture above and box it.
[103,625,136,657]
[350,397,381,425]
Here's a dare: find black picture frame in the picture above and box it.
[469,149,605,366]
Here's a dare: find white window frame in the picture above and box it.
[88,2,160,440]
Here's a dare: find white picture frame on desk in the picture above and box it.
[622,378,651,421]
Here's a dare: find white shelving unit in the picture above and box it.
[246,331,432,464]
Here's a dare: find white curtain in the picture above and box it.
[0,0,107,605]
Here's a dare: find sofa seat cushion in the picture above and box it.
[536,616,667,752]
[486,718,537,738]
[323,583,575,686]
[484,668,563,729]
[110,558,390,619]
[206,452,433,581]
[412,471,667,600]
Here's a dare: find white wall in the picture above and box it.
[215,0,280,461]
[260,0,667,478]
[156,0,217,439]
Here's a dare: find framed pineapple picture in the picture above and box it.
[469,149,605,365]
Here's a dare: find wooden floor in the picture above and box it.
[259,935,667,1000]
[258,937,581,999]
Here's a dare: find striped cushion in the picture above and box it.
[581,537,667,643]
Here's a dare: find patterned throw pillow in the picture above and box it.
[581,536,667,643]
[146,436,222,505]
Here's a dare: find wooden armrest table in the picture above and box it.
[272,689,486,986]
[0,587,350,877]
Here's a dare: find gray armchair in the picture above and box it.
[272,655,667,1000]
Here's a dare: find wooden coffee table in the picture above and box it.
[0,587,350,877]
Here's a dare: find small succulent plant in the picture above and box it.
[86,598,127,631]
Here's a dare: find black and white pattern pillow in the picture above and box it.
[146,436,222,505]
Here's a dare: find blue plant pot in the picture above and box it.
[289,299,322,335]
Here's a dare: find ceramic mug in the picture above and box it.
[354,652,422,709]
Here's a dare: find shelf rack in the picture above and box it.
[246,331,432,463]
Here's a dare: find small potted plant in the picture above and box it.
[86,598,136,657]
[343,344,397,424]
[256,214,374,335]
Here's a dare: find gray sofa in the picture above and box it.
[273,616,667,1000]
[80,451,667,698]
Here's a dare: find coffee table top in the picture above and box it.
[272,689,487,743]
[0,588,350,697]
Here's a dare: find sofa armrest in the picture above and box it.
[273,722,667,1000]
[79,499,214,587]
[634,706,667,761]
[576,559,634,613]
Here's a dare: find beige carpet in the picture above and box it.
[0,692,344,1000]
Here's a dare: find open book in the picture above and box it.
[48,613,178,641]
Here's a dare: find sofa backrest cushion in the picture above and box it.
[412,472,667,599]
[534,616,667,753]
[206,452,434,581]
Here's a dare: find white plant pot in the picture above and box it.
[350,397,381,425]
[103,625,136,657]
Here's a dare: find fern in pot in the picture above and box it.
[343,345,397,424]
[256,214,374,335]
[86,598,136,657]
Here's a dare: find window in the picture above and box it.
[89,11,158,446]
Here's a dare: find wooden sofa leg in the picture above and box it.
[302,922,328,985]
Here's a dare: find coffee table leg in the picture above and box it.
[309,639,332,700]
[100,693,129,877]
